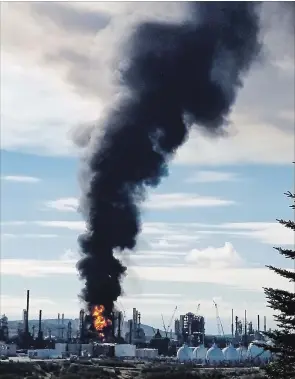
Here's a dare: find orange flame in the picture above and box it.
[92,305,112,336]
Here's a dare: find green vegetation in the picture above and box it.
[0,361,267,379]
[262,189,295,379]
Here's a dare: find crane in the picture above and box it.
[161,306,178,338]
[161,314,168,337]
[213,300,225,337]
[167,306,178,337]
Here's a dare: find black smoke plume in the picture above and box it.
[77,2,262,316]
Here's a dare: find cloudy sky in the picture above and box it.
[1,2,294,334]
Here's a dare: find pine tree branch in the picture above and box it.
[267,265,295,282]
[276,218,295,231]
[274,247,295,260]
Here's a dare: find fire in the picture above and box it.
[92,305,112,337]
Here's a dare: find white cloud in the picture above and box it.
[45,197,78,212]
[175,114,294,166]
[186,242,244,269]
[1,294,56,313]
[0,2,293,167]
[45,193,235,213]
[2,233,58,239]
[1,257,293,294]
[1,220,292,246]
[144,193,235,209]
[217,222,294,245]
[1,175,40,183]
[186,170,240,183]
[1,53,101,156]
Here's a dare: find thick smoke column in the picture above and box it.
[77,2,261,316]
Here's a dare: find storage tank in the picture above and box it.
[115,344,136,358]
[206,343,224,365]
[236,346,247,362]
[222,343,239,362]
[192,344,207,362]
[177,343,192,362]
[248,341,271,362]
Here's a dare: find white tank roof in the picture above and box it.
[177,343,192,362]
[222,344,239,361]
[236,346,248,361]
[248,341,271,360]
[192,344,207,360]
[206,343,224,363]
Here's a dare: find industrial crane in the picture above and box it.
[161,306,178,338]
[213,300,225,338]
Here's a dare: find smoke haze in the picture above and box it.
[77,2,262,315]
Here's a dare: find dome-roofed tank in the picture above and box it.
[222,343,239,362]
[177,343,193,362]
[206,343,224,365]
[236,345,248,361]
[248,341,271,361]
[192,344,208,362]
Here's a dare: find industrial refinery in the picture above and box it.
[0,290,274,366]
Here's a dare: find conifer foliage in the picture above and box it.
[263,189,295,379]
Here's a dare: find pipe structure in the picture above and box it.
[117,312,121,338]
[231,309,234,337]
[38,310,42,333]
[25,290,30,335]
[61,313,64,339]
[38,310,43,340]
[129,320,133,344]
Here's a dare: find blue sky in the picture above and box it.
[1,2,294,335]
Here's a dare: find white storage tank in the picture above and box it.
[192,344,208,362]
[206,343,224,365]
[236,346,248,361]
[222,343,239,362]
[177,343,193,362]
[248,341,271,362]
[115,344,136,358]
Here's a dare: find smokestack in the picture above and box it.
[57,313,60,339]
[24,290,30,335]
[129,320,133,344]
[38,310,42,333]
[38,310,43,340]
[117,312,121,338]
[231,309,234,337]
[244,310,247,337]
[257,315,260,331]
[76,2,262,314]
[264,316,267,332]
[61,313,65,339]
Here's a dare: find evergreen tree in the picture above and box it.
[262,190,295,379]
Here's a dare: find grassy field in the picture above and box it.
[0,360,268,379]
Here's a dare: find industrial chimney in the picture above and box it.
[38,310,43,340]
[117,312,121,339]
[264,316,267,332]
[257,315,260,331]
[231,309,234,337]
[25,290,30,335]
